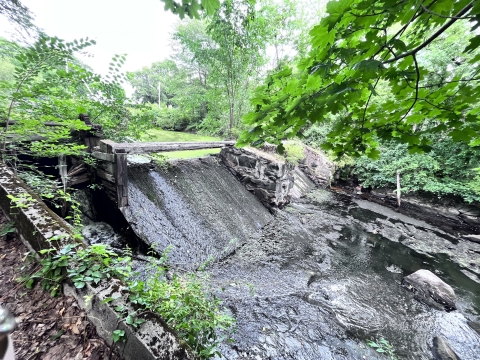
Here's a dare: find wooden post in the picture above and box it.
[396,170,401,207]
[114,149,128,208]
[58,154,68,192]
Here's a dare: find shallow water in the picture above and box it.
[208,190,480,359]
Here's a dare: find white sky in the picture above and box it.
[0,0,178,77]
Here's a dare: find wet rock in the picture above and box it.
[290,167,316,200]
[462,234,480,244]
[467,320,480,336]
[402,269,456,311]
[297,145,333,188]
[81,222,126,248]
[74,189,96,221]
[432,337,460,360]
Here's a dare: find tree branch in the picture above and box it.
[398,54,420,124]
[421,4,475,19]
[383,1,474,64]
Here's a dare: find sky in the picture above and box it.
[0,0,178,77]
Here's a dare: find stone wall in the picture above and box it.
[220,147,294,212]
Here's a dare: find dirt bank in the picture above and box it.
[0,213,123,360]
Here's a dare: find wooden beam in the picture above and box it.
[99,140,235,155]
[100,139,116,154]
[91,151,115,162]
[1,120,65,127]
[114,151,128,208]
[96,168,115,183]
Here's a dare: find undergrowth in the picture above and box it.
[21,243,234,359]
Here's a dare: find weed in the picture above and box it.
[0,221,16,236]
[367,337,399,360]
[152,153,171,171]
[24,243,234,359]
[283,141,305,165]
[111,329,126,343]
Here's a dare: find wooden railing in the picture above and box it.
[91,139,235,208]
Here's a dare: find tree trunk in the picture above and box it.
[229,103,234,135]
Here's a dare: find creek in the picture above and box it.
[210,189,480,359]
[81,158,480,359]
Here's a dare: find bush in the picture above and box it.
[283,141,305,165]
[353,140,480,202]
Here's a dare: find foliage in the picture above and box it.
[0,221,15,236]
[127,248,235,358]
[127,60,183,106]
[283,141,304,165]
[354,139,480,202]
[111,329,126,343]
[238,0,480,159]
[131,1,291,137]
[0,0,39,39]
[161,0,220,19]
[25,243,234,358]
[367,337,398,360]
[7,191,34,210]
[26,243,130,296]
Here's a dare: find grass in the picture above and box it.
[141,129,223,160]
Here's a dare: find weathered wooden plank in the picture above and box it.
[114,152,128,206]
[100,140,116,154]
[96,168,115,183]
[99,178,116,192]
[96,161,114,174]
[91,151,115,162]
[107,141,236,154]
[68,174,90,187]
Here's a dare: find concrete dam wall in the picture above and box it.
[122,156,274,268]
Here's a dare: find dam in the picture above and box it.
[77,143,480,360]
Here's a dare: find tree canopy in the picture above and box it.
[235,0,480,158]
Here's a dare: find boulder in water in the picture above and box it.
[402,269,456,311]
[432,337,460,360]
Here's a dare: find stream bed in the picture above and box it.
[208,189,480,359]
[84,159,480,360]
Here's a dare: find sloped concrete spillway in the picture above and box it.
[121,155,480,360]
[123,157,272,268]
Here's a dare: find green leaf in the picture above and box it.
[111,329,125,343]
[26,278,34,289]
[202,0,220,15]
[74,281,85,289]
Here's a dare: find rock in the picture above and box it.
[467,320,480,336]
[402,269,456,311]
[432,337,460,360]
[299,146,333,187]
[220,147,294,211]
[457,204,480,217]
[462,234,480,244]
